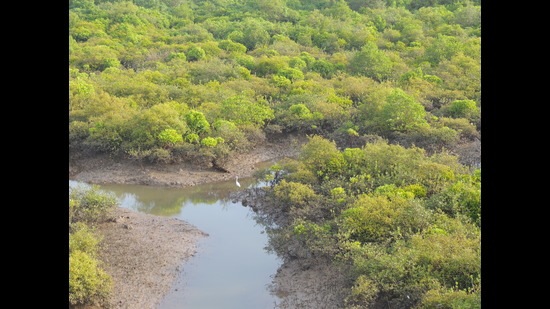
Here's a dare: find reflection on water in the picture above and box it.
[69,177,281,309]
[92,177,258,216]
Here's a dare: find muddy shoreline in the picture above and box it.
[69,136,304,188]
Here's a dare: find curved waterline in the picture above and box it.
[70,177,282,308]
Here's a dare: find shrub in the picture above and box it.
[158,128,184,147]
[378,89,428,132]
[340,194,410,243]
[122,102,188,151]
[212,119,250,151]
[420,284,481,309]
[69,250,113,307]
[426,175,481,226]
[186,45,206,61]
[185,133,200,144]
[391,125,459,152]
[438,117,479,140]
[69,222,101,256]
[345,275,380,308]
[167,52,186,61]
[69,185,117,224]
[219,39,247,53]
[410,231,480,290]
[69,120,90,146]
[274,180,318,211]
[200,136,218,147]
[145,147,173,163]
[443,99,479,121]
[239,124,266,146]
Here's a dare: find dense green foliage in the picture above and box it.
[69,0,481,165]
[69,185,117,307]
[69,1,481,307]
[254,136,480,308]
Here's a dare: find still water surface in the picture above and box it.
[69,177,281,309]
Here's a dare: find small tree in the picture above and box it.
[378,88,428,132]
[158,128,183,147]
[219,95,274,127]
[186,45,206,61]
[348,42,393,81]
[185,110,211,135]
[443,99,479,121]
[200,136,219,147]
[299,135,345,181]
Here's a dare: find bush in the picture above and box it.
[274,180,318,211]
[145,147,174,163]
[212,119,250,151]
[425,175,481,226]
[69,186,116,307]
[69,222,101,256]
[185,133,200,144]
[158,128,184,147]
[368,88,428,134]
[442,99,479,121]
[345,275,379,308]
[69,121,90,146]
[391,125,459,152]
[240,124,266,146]
[438,117,479,140]
[420,284,481,309]
[69,185,117,224]
[340,194,412,243]
[200,136,218,147]
[186,45,206,61]
[69,250,113,307]
[219,39,247,53]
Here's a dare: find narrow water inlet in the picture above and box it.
[157,198,281,309]
[70,178,282,309]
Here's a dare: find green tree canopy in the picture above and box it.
[219,95,275,127]
[377,88,428,132]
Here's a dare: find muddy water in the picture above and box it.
[69,176,281,309]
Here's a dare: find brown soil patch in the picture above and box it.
[97,208,208,309]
